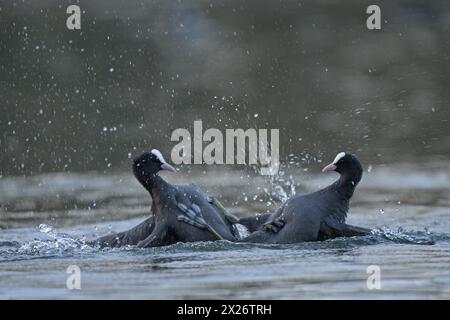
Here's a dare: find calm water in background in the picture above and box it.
[1,0,450,175]
[1,163,449,299]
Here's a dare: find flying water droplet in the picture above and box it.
[39,224,53,234]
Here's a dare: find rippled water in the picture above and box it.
[0,163,449,299]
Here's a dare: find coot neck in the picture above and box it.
[137,173,168,198]
[336,170,362,199]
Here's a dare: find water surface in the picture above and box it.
[0,164,449,299]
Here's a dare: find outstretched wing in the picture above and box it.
[91,216,155,248]
[319,216,371,241]
[137,222,176,248]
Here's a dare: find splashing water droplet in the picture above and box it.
[273,185,288,203]
[39,224,53,234]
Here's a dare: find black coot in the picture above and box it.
[242,152,371,243]
[93,149,239,248]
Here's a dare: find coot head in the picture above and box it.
[322,152,363,183]
[133,149,176,180]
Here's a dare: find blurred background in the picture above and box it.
[0,0,449,176]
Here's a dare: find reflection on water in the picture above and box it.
[0,163,449,299]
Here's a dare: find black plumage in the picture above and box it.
[92,150,239,248]
[242,152,371,243]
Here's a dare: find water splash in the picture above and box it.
[7,224,94,258]
[264,164,298,206]
[272,185,288,203]
[371,226,435,245]
[1,222,443,264]
[234,223,250,240]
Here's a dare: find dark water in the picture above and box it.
[1,0,450,176]
[1,164,449,299]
